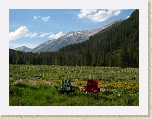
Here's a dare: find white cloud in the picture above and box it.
[42,16,50,22]
[25,32,37,38]
[48,31,64,39]
[9,26,28,41]
[113,10,121,16]
[87,10,109,22]
[39,32,52,38]
[34,16,41,19]
[9,26,38,40]
[34,16,51,22]
[78,9,97,19]
[34,16,37,19]
[126,15,130,19]
[78,9,123,22]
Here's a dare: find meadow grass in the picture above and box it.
[9,64,139,106]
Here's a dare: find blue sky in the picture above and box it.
[9,9,135,49]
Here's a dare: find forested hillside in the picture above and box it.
[9,9,139,68]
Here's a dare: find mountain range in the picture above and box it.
[10,9,139,67]
[14,18,124,53]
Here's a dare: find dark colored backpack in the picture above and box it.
[60,79,75,93]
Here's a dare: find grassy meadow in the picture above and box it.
[9,64,139,106]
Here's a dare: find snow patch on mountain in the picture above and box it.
[14,18,124,53]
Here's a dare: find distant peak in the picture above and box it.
[14,46,32,52]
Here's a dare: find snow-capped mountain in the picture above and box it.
[32,30,99,53]
[14,46,32,52]
[14,19,124,53]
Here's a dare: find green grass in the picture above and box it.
[9,64,139,106]
[9,83,138,106]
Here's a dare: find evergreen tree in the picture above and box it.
[15,50,22,64]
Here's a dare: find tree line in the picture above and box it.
[9,9,139,68]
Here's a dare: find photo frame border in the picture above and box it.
[0,0,151,117]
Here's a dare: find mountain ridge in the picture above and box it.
[14,18,124,53]
[14,46,32,52]
[9,9,139,68]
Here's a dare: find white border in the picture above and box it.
[0,0,148,115]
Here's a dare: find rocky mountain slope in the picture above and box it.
[14,46,32,52]
[14,18,124,53]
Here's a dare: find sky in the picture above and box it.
[9,9,135,49]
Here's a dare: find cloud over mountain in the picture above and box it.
[9,26,38,40]
[24,32,38,38]
[9,26,62,41]
[78,9,123,22]
[48,31,64,39]
[39,32,52,38]
[9,26,28,41]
